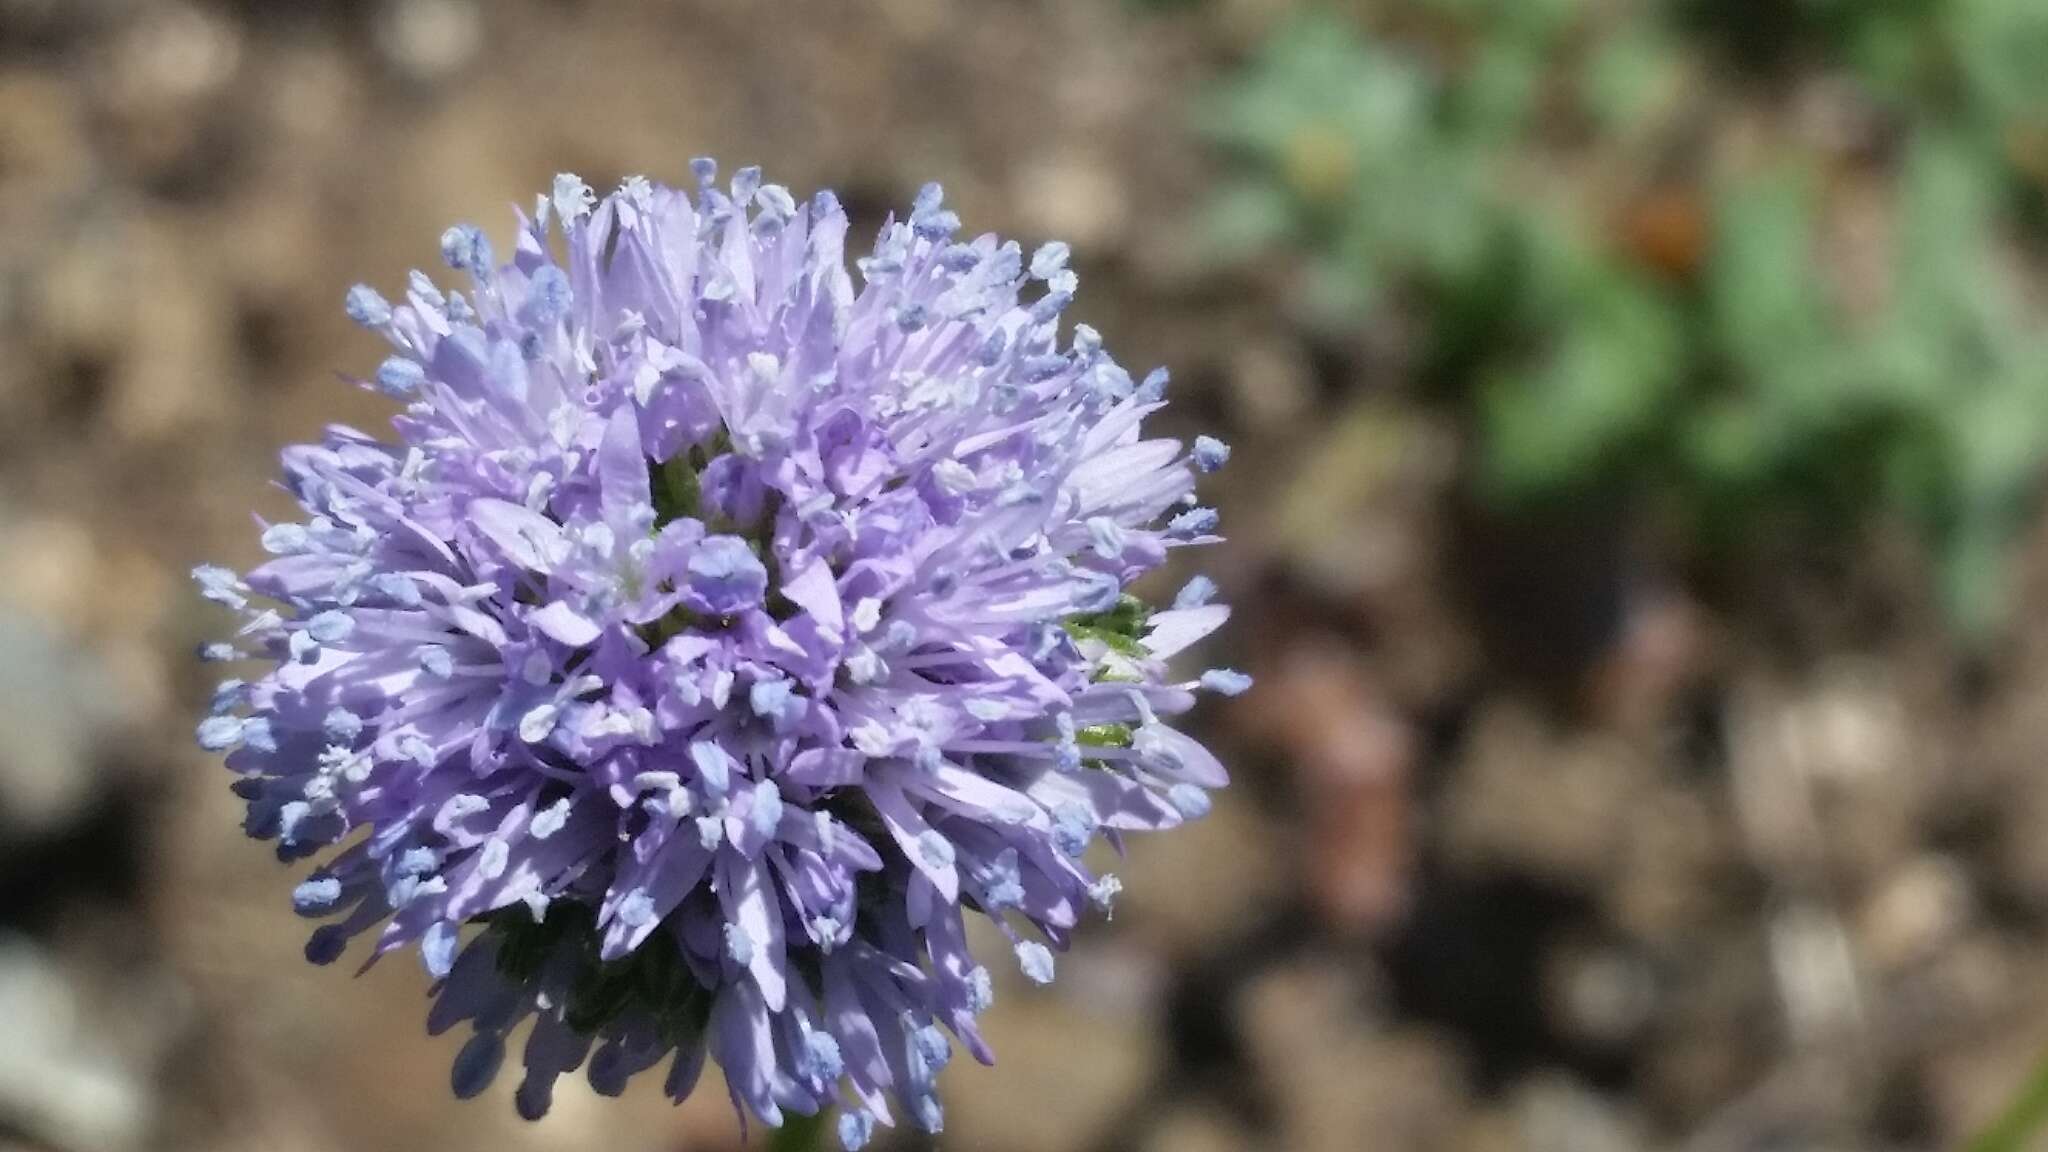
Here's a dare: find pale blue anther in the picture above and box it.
[1076,572,1123,613]
[307,610,355,643]
[323,707,364,742]
[913,209,960,241]
[690,157,718,187]
[1172,575,1218,610]
[749,182,786,223]
[344,284,392,327]
[551,174,594,222]
[1015,940,1055,985]
[293,876,343,913]
[1028,292,1070,325]
[1089,873,1124,910]
[437,793,490,826]
[1193,435,1231,474]
[749,678,797,724]
[277,801,312,843]
[1168,507,1219,538]
[881,619,918,652]
[975,849,1024,909]
[196,715,244,751]
[1138,366,1170,401]
[749,779,783,839]
[1168,783,1212,820]
[375,356,426,398]
[911,1023,951,1073]
[242,717,278,753]
[386,873,425,910]
[261,522,311,554]
[422,921,459,979]
[520,264,572,327]
[439,224,493,275]
[1023,354,1069,382]
[1052,803,1094,859]
[192,564,246,608]
[696,815,725,850]
[966,965,994,1012]
[916,830,955,871]
[369,572,422,606]
[398,734,434,766]
[209,679,247,715]
[1029,241,1070,280]
[799,1029,843,1083]
[838,1112,875,1151]
[1086,516,1126,560]
[529,797,571,840]
[724,923,755,967]
[198,642,239,662]
[938,243,980,272]
[1200,668,1253,697]
[616,890,656,928]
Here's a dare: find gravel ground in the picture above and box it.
[3,3,2046,1150]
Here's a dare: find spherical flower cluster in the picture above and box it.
[193,163,1245,1146]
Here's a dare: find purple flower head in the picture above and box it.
[194,163,1240,1144]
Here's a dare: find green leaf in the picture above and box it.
[1480,256,1683,499]
[1200,181,1297,262]
[1582,26,1683,133]
[1708,166,1833,378]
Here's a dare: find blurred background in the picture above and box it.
[4,0,2048,1149]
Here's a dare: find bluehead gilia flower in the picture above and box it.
[194,163,1246,1146]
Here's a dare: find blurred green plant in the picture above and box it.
[1204,2,2048,636]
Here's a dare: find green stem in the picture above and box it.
[1969,1046,2048,1152]
[768,1109,830,1152]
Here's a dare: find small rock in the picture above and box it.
[944,975,1159,1152]
[1767,906,1864,1047]
[1507,1074,1644,1152]
[1442,702,1642,891]
[1858,855,1972,974]
[1237,961,1464,1152]
[1222,329,1315,435]
[105,220,234,444]
[1113,788,1288,953]
[1014,150,1129,255]
[1242,644,1413,936]
[375,0,484,87]
[1140,1103,1265,1152]
[93,3,243,189]
[0,934,160,1151]
[1543,939,1659,1055]
[0,610,137,846]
